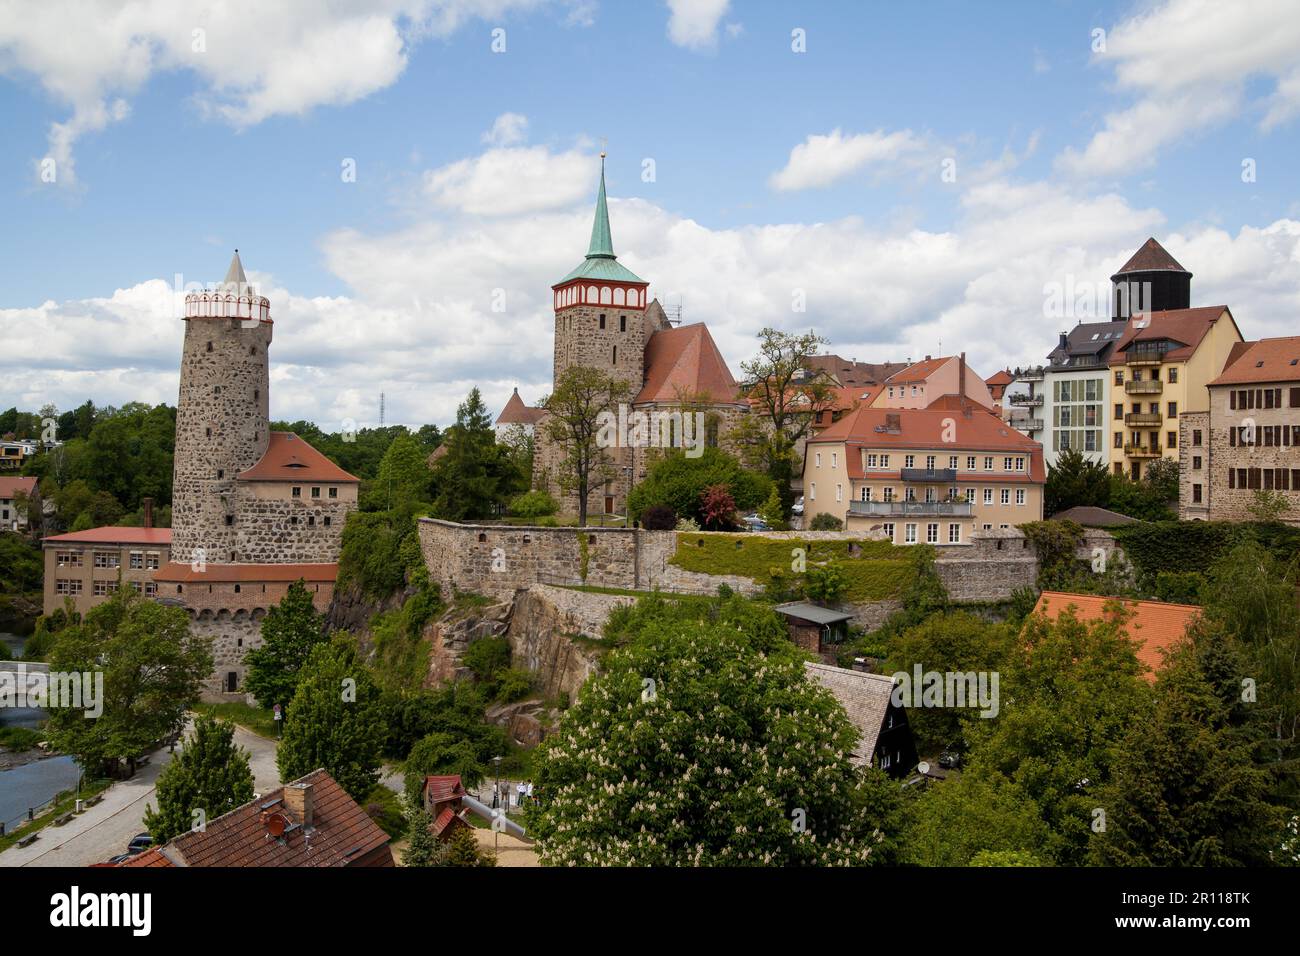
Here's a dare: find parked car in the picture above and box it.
[126,833,153,855]
[741,513,771,532]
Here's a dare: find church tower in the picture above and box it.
[170,251,272,565]
[551,155,652,389]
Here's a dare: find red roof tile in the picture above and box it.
[424,774,466,805]
[43,526,172,545]
[153,562,337,583]
[496,388,546,425]
[1109,306,1235,364]
[1031,591,1199,683]
[985,369,1014,387]
[237,432,359,483]
[0,476,36,499]
[636,323,739,404]
[1112,237,1190,276]
[884,356,951,386]
[118,847,174,867]
[1209,336,1300,386]
[135,769,392,867]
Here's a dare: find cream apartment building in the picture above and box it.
[803,404,1045,546]
[42,526,172,615]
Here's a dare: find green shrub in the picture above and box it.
[640,505,676,530]
[495,668,535,703]
[1153,570,1205,605]
[810,512,843,531]
[626,447,772,525]
[509,490,559,519]
[362,784,408,839]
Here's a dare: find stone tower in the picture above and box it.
[551,156,653,390]
[170,251,273,565]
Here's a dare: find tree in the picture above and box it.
[45,588,212,777]
[508,489,558,519]
[1044,447,1111,516]
[243,580,327,710]
[143,716,254,843]
[625,446,772,526]
[804,561,846,603]
[276,636,385,801]
[402,809,444,866]
[809,512,843,531]
[444,826,495,866]
[757,485,786,530]
[1090,633,1283,866]
[365,432,433,512]
[404,733,487,802]
[901,772,1050,867]
[732,327,834,515]
[699,483,737,530]
[1247,489,1292,523]
[541,367,634,526]
[528,594,898,865]
[430,388,517,520]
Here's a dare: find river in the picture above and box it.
[0,631,82,832]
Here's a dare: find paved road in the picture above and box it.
[0,720,280,868]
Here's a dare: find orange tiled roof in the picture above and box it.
[237,432,359,483]
[496,388,546,425]
[884,356,951,386]
[1209,336,1300,386]
[1109,307,1234,364]
[43,526,172,545]
[0,476,37,499]
[1031,591,1200,683]
[804,355,907,388]
[124,769,392,867]
[119,847,174,867]
[985,369,1014,387]
[636,323,740,405]
[424,774,466,804]
[153,562,337,583]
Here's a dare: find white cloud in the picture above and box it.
[665,0,730,50]
[769,128,926,191]
[422,145,597,216]
[482,112,529,146]
[0,0,555,186]
[1058,0,1300,177]
[9,139,1300,430]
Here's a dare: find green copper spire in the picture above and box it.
[586,153,615,259]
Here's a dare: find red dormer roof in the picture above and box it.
[423,774,467,805]
[636,323,740,405]
[237,432,359,483]
[1108,306,1235,365]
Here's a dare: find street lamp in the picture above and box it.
[492,755,502,809]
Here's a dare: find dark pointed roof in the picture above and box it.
[1112,237,1191,277]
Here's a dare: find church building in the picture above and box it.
[512,158,748,519]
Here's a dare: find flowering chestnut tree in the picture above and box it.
[527,596,898,865]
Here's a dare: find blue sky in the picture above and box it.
[2,0,1299,427]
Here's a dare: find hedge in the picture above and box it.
[1109,520,1300,582]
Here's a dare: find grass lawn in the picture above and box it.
[0,776,113,854]
[670,533,911,602]
[193,701,279,739]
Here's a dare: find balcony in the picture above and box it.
[1017,367,1045,382]
[1124,412,1163,427]
[1125,351,1164,367]
[1020,418,1045,432]
[1124,379,1163,395]
[900,467,957,483]
[849,500,974,518]
[1124,443,1162,458]
[1009,393,1044,406]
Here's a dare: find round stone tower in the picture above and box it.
[170,251,273,565]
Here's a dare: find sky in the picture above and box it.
[2,0,1299,431]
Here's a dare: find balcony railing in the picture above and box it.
[1124,379,1163,395]
[1009,393,1044,406]
[1124,412,1163,427]
[1125,352,1164,366]
[1016,368,1045,382]
[1020,418,1044,431]
[900,467,957,483]
[1124,443,1162,458]
[848,500,974,517]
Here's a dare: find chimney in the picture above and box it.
[284,781,314,828]
[959,352,966,398]
[142,497,154,529]
[1059,331,1068,350]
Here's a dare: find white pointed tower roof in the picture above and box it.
[224,249,248,286]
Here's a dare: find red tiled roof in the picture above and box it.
[804,355,907,388]
[884,356,950,386]
[237,432,359,483]
[119,847,174,867]
[985,369,1014,387]
[1112,237,1190,276]
[43,526,172,545]
[0,476,36,499]
[153,562,337,583]
[423,774,466,805]
[636,323,740,404]
[1209,336,1300,386]
[1109,306,1235,364]
[129,769,392,867]
[496,388,546,425]
[1032,591,1199,683]
[811,405,1045,483]
[432,806,461,837]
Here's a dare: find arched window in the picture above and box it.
[613,287,625,306]
[600,286,612,305]
[587,285,598,302]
